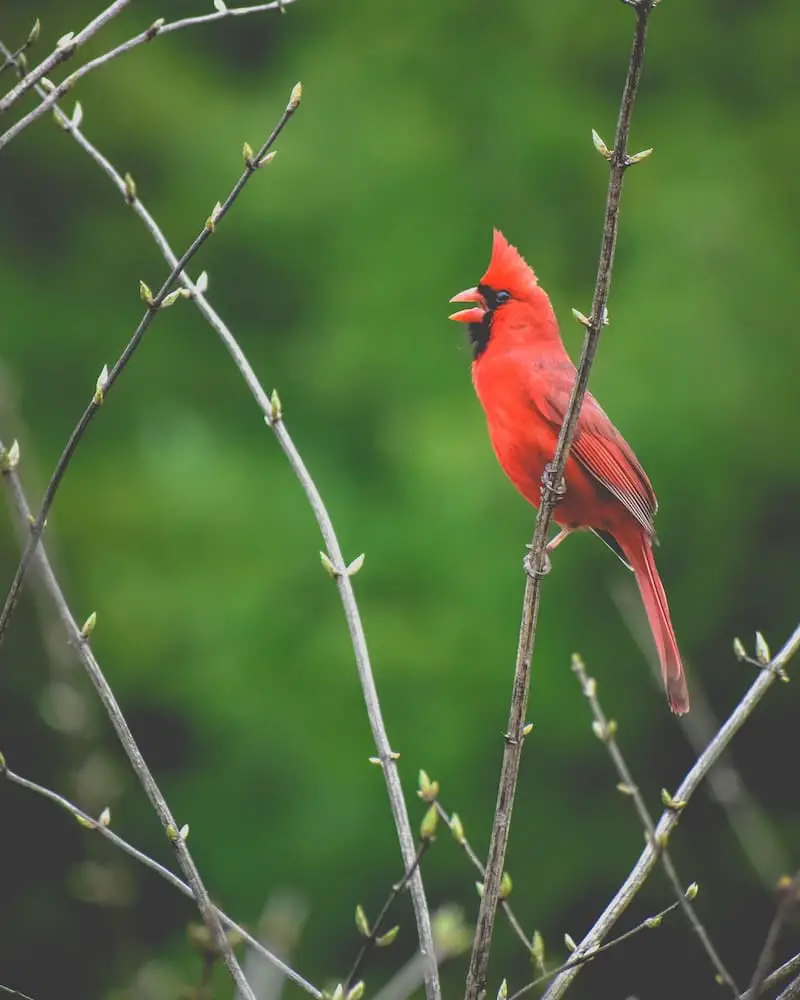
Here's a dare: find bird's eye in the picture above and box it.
[494,290,511,305]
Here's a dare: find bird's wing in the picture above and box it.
[531,363,658,537]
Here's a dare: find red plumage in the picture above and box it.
[449,229,688,714]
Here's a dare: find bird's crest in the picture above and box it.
[481,229,539,299]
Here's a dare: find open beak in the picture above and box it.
[448,286,486,324]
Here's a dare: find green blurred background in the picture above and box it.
[1,1,799,998]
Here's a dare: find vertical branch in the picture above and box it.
[463,3,658,998]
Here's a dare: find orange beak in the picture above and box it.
[448,286,486,324]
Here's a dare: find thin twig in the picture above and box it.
[0,2,296,151]
[507,896,684,1000]
[463,3,658,997]
[0,51,441,1000]
[570,654,738,993]
[739,953,800,1000]
[0,985,37,1000]
[0,762,322,999]
[0,0,131,114]
[0,446,257,1000]
[345,839,430,991]
[542,623,800,999]
[0,82,300,651]
[431,800,532,953]
[747,872,800,1000]
[612,581,789,888]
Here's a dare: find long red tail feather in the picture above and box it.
[621,531,689,714]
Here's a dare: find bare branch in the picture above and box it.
[542,623,800,999]
[739,953,800,1000]
[429,798,532,954]
[571,654,737,993]
[612,581,791,887]
[747,871,800,1000]
[507,896,684,1000]
[0,440,257,1000]
[0,0,131,114]
[0,82,299,650]
[0,761,322,999]
[0,2,296,151]
[0,50,440,1000]
[345,837,430,992]
[463,3,659,997]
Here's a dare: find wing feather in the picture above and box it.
[531,363,657,537]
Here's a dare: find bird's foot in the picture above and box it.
[523,544,552,580]
[540,462,567,506]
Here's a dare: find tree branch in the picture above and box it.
[0,0,131,115]
[0,761,322,998]
[542,622,800,999]
[0,440,256,1000]
[0,2,296,151]
[0,80,300,650]
[747,871,800,1000]
[463,3,658,997]
[0,49,441,1000]
[571,654,737,993]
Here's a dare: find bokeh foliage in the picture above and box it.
[1,1,799,998]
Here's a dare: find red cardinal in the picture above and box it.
[449,230,688,714]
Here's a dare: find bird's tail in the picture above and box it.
[622,530,689,715]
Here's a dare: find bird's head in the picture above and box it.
[449,229,548,361]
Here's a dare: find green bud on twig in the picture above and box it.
[94,366,109,405]
[497,979,508,1000]
[258,150,277,168]
[420,804,438,841]
[123,172,136,203]
[28,18,41,44]
[732,637,746,661]
[376,925,399,947]
[591,128,612,159]
[80,612,97,638]
[627,147,654,164]
[531,930,546,972]
[139,280,153,305]
[684,882,699,900]
[450,812,465,845]
[755,631,771,665]
[355,904,370,938]
[346,554,365,577]
[499,871,512,901]
[243,141,254,166]
[0,440,20,472]
[214,0,228,11]
[270,388,282,421]
[289,81,303,111]
[660,788,686,812]
[418,770,439,802]
[320,552,339,578]
[346,984,365,1000]
[571,308,590,328]
[99,807,111,827]
[564,933,577,953]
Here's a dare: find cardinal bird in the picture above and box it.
[449,230,688,714]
